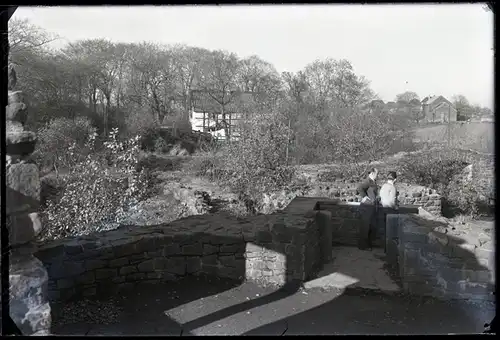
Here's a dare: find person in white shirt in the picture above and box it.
[379,171,398,209]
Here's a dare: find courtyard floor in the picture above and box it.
[51,246,494,335]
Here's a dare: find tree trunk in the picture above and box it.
[285,117,291,165]
[221,104,230,143]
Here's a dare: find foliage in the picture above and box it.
[446,179,493,217]
[186,109,296,212]
[395,91,420,103]
[445,158,495,217]
[229,114,294,208]
[34,117,97,174]
[39,128,150,241]
[397,149,468,192]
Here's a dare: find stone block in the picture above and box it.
[220,243,244,254]
[285,244,298,256]
[202,254,218,266]
[6,131,37,155]
[127,253,146,264]
[8,90,24,104]
[186,257,202,274]
[160,272,179,282]
[203,244,219,255]
[64,242,84,255]
[166,257,186,275]
[246,242,263,254]
[455,280,492,296]
[256,230,273,243]
[112,276,126,284]
[202,264,218,276]
[163,243,181,256]
[75,271,96,285]
[7,212,42,246]
[315,210,333,263]
[272,231,293,243]
[95,268,117,280]
[85,259,107,271]
[182,243,203,256]
[109,257,129,268]
[9,256,51,335]
[126,273,146,281]
[134,236,158,253]
[6,163,40,212]
[112,243,136,258]
[138,259,155,272]
[402,232,428,244]
[147,250,162,257]
[50,261,85,279]
[147,272,163,280]
[218,255,236,268]
[6,102,27,122]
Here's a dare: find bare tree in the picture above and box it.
[171,44,211,116]
[198,50,241,140]
[8,18,58,62]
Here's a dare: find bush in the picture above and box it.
[446,162,495,217]
[215,110,295,209]
[124,107,157,138]
[397,149,469,192]
[39,128,150,241]
[34,117,97,174]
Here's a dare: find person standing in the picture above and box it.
[379,171,399,209]
[357,168,379,250]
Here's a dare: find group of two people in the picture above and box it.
[356,168,398,250]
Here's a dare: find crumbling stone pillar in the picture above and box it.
[5,64,51,335]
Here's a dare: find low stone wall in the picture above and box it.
[258,181,442,216]
[35,211,331,302]
[387,214,494,302]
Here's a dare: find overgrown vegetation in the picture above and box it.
[39,128,150,241]
[10,16,493,241]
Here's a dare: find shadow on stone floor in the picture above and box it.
[243,288,494,335]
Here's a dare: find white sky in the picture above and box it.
[13,4,494,108]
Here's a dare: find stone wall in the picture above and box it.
[264,179,442,217]
[35,211,331,302]
[311,182,442,216]
[387,214,494,302]
[6,64,52,335]
[301,199,418,248]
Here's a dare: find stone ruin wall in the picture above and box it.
[5,65,52,335]
[35,211,333,302]
[307,181,442,215]
[262,180,442,218]
[388,214,494,302]
[32,195,494,307]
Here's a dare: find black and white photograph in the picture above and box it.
[2,3,495,335]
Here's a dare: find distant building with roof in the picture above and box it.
[421,95,457,123]
[189,90,257,142]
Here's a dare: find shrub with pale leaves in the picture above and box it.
[34,117,97,174]
[39,128,149,241]
[217,109,295,206]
